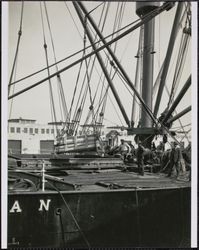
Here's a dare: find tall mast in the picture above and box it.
[133,2,160,147]
[136,2,160,128]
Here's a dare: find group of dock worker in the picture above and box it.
[115,138,189,178]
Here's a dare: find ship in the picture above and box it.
[7,1,192,248]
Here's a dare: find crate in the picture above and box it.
[55,134,97,153]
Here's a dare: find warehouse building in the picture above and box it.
[8,118,64,154]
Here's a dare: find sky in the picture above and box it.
[7,1,192,137]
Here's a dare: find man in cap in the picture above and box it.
[137,141,145,175]
[167,141,181,177]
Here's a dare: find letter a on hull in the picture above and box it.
[9,201,22,213]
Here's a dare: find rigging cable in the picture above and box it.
[40,2,58,133]
[44,2,69,123]
[67,53,85,129]
[8,1,24,96]
[9,14,145,88]
[68,3,111,136]
[164,85,190,144]
[153,5,188,100]
[165,8,191,144]
[75,22,96,135]
[81,2,109,129]
[168,24,191,106]
[172,123,191,130]
[83,2,111,131]
[84,19,95,118]
[93,2,126,129]
[46,181,90,248]
[64,2,83,39]
[9,54,19,120]
[112,64,185,147]
[74,3,110,135]
[8,2,174,102]
[101,2,126,127]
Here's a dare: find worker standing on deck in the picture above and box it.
[118,139,130,161]
[167,141,181,178]
[137,141,145,176]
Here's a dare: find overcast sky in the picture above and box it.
[8,1,192,133]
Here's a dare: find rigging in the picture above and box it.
[40,2,58,132]
[44,2,69,124]
[9,15,141,88]
[8,2,171,92]
[8,1,24,96]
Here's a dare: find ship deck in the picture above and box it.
[8,155,191,193]
[58,168,190,192]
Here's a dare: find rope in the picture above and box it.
[94,2,126,129]
[40,2,58,132]
[162,12,191,144]
[86,2,105,16]
[44,2,69,122]
[8,13,145,88]
[46,181,90,248]
[168,29,190,107]
[172,123,191,130]
[64,2,83,39]
[62,2,108,135]
[68,53,85,123]
[9,54,19,120]
[75,4,110,134]
[8,1,24,96]
[171,35,190,101]
[111,66,185,147]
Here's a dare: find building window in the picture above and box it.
[24,128,28,133]
[41,129,45,134]
[51,129,54,134]
[46,129,49,134]
[10,127,15,133]
[16,127,21,133]
[29,128,33,134]
[35,128,38,134]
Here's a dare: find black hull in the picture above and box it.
[8,186,191,248]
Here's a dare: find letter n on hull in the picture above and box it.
[38,199,51,211]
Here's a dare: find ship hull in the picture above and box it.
[8,186,191,247]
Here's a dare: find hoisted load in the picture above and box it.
[55,133,99,153]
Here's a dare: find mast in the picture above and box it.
[135,2,159,147]
[136,2,160,128]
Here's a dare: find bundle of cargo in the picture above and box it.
[55,134,98,153]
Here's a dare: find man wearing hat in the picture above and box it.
[167,141,181,177]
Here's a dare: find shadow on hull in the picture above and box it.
[8,187,190,248]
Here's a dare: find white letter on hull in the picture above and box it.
[38,199,51,211]
[9,201,22,213]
